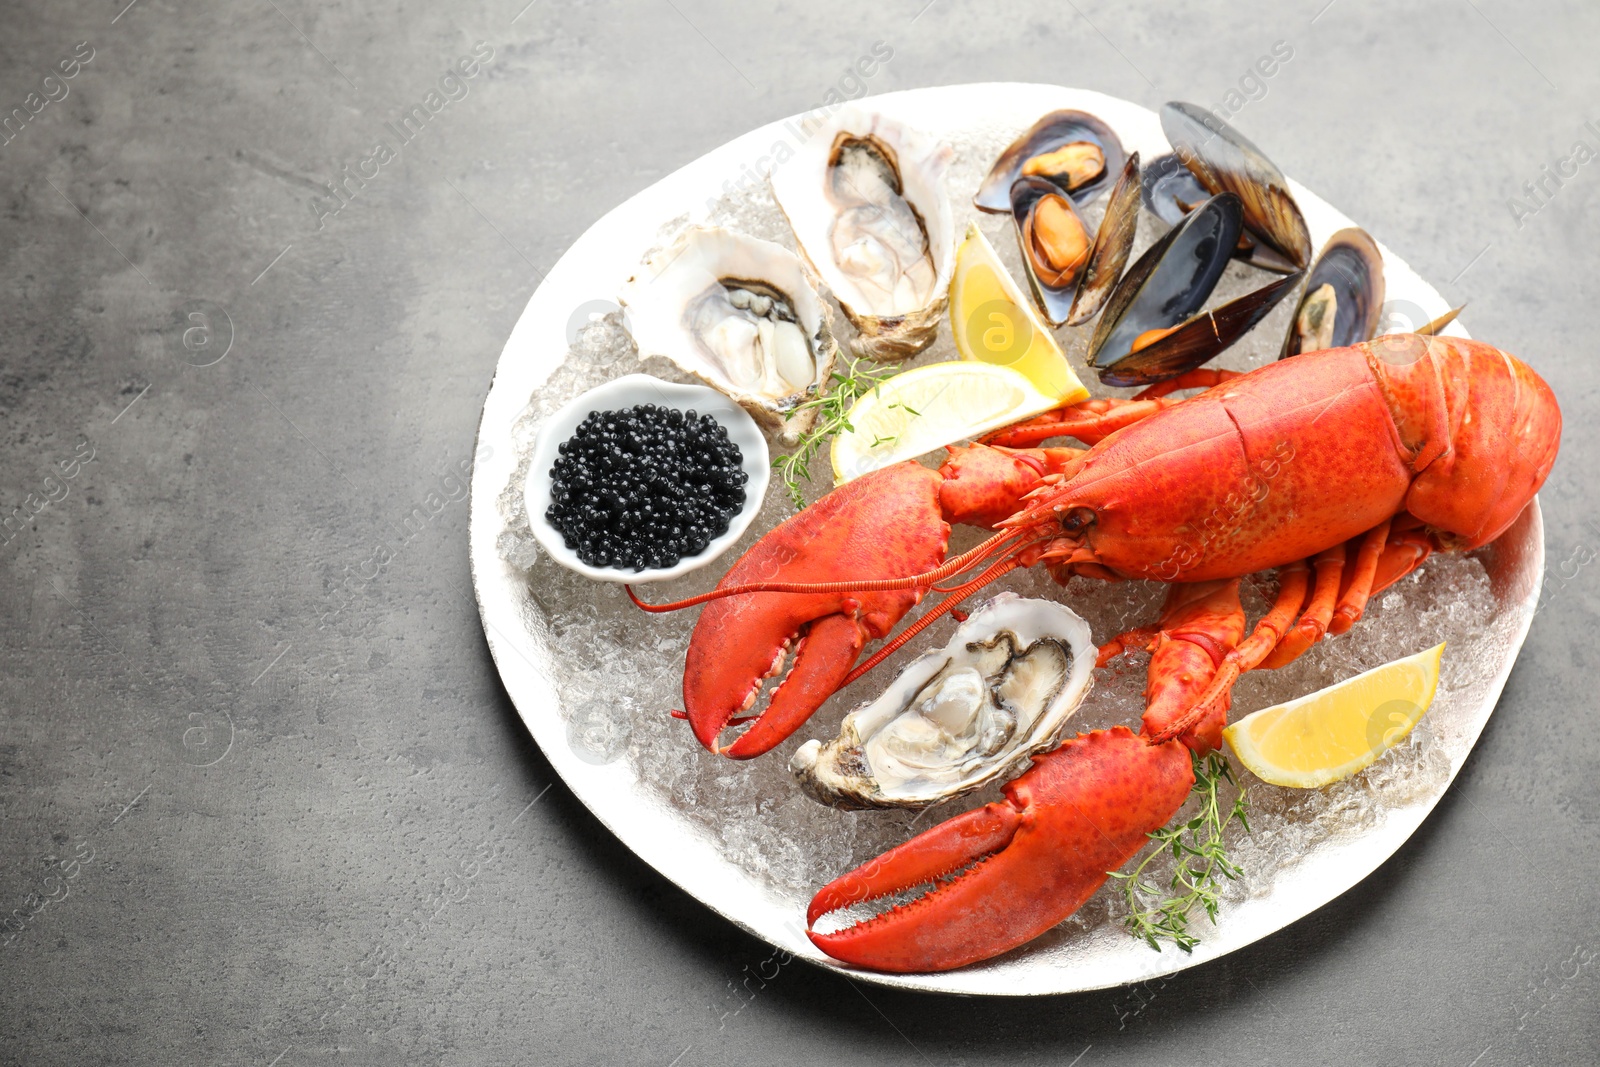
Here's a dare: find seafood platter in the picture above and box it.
[469,85,1557,994]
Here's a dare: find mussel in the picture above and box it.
[1140,152,1212,228]
[1009,154,1141,329]
[1068,151,1141,327]
[1280,228,1385,359]
[1090,192,1302,387]
[1142,151,1294,273]
[1010,176,1092,327]
[975,110,1128,213]
[1160,102,1312,272]
[1087,193,1242,367]
[1099,271,1301,386]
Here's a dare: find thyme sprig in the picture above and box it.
[1108,750,1250,953]
[771,354,893,508]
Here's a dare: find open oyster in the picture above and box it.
[769,106,955,360]
[790,594,1094,810]
[619,226,838,440]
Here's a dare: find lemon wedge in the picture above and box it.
[830,361,1061,483]
[1223,642,1446,789]
[949,221,1088,403]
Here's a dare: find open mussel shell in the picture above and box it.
[1010,176,1094,328]
[975,110,1127,213]
[1161,102,1312,272]
[1143,152,1298,274]
[1280,228,1385,359]
[1099,271,1302,386]
[1087,192,1243,367]
[1067,151,1141,327]
[1141,152,1211,228]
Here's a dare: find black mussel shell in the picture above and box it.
[1161,102,1312,271]
[1100,271,1303,386]
[1280,228,1386,359]
[1088,192,1243,367]
[1141,152,1211,228]
[976,110,1127,212]
[1144,152,1299,273]
[1067,151,1141,327]
[1010,176,1095,328]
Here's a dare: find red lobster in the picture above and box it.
[631,334,1560,971]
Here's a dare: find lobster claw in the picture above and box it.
[807,727,1194,973]
[687,607,871,759]
[683,463,950,759]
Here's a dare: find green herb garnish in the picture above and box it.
[1109,750,1250,953]
[771,354,893,509]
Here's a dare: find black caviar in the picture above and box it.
[546,404,747,571]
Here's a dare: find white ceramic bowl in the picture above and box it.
[525,374,770,583]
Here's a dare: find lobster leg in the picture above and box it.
[1097,625,1160,666]
[985,368,1245,449]
[1131,366,1242,399]
[1328,520,1391,635]
[1261,518,1436,671]
[1146,562,1311,745]
[984,397,1177,449]
[1159,516,1433,727]
[1330,519,1433,634]
[1260,546,1345,668]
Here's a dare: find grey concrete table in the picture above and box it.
[1,1,1595,1064]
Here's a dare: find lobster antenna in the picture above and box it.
[838,556,1024,688]
[625,528,1029,613]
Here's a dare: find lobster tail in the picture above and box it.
[1365,334,1561,550]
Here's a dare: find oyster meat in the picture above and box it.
[619,226,838,439]
[790,594,1095,810]
[769,106,955,360]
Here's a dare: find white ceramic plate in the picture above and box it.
[524,374,770,584]
[468,84,1544,995]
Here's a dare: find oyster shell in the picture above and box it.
[769,106,956,360]
[619,226,838,439]
[790,594,1095,810]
